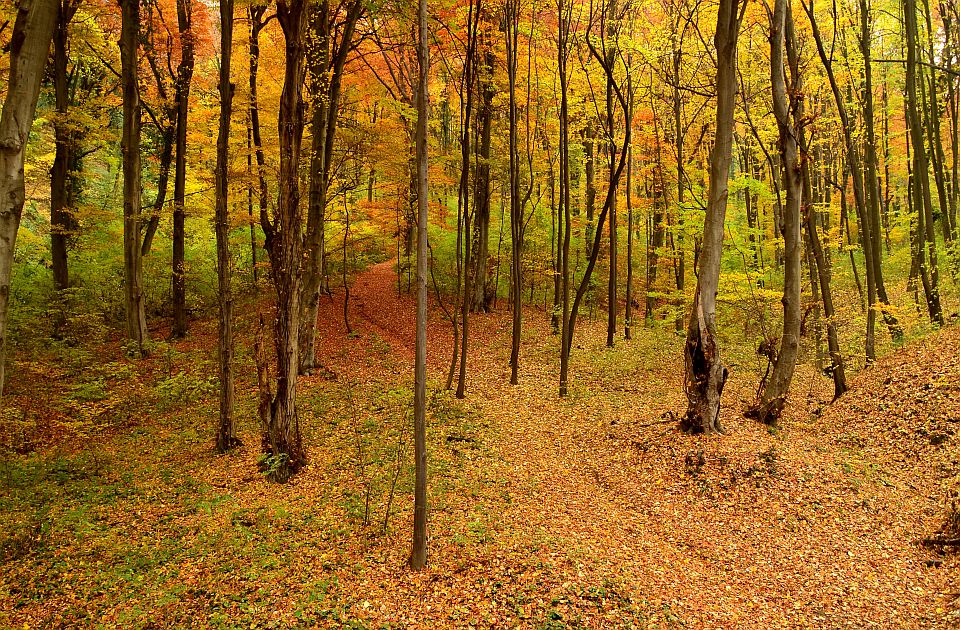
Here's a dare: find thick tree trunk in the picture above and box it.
[469,47,495,314]
[0,0,58,394]
[119,0,149,355]
[171,0,195,339]
[681,0,741,433]
[261,0,310,482]
[50,0,80,292]
[410,0,429,570]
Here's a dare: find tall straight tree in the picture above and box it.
[557,0,573,396]
[506,0,522,384]
[172,0,195,338]
[681,0,743,433]
[604,0,619,348]
[298,0,365,374]
[258,0,310,482]
[50,0,81,292]
[0,0,58,394]
[214,0,238,452]
[409,0,429,570]
[119,0,149,355]
[904,0,944,324]
[753,0,801,424]
[456,0,480,398]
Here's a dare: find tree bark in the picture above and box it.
[904,0,944,324]
[50,0,81,292]
[171,0,195,338]
[213,0,238,453]
[410,0,429,570]
[261,0,310,482]
[753,0,803,424]
[298,0,364,373]
[0,0,58,394]
[119,0,149,355]
[681,0,741,433]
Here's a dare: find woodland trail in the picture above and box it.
[323,259,959,627]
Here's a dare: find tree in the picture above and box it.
[214,0,238,452]
[751,0,801,424]
[298,0,365,374]
[119,0,149,355]
[0,0,59,394]
[680,0,743,433]
[409,0,429,570]
[172,0,196,338]
[258,0,310,482]
[559,0,631,396]
[50,0,82,292]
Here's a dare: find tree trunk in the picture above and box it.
[261,0,310,482]
[0,0,58,394]
[558,0,573,397]
[507,0,522,384]
[624,63,634,340]
[172,0,195,339]
[604,0,619,349]
[214,0,238,452]
[299,0,363,374]
[469,47,495,313]
[753,3,804,423]
[905,0,944,324]
[681,0,741,433]
[50,0,80,292]
[119,0,149,355]
[410,0,429,570]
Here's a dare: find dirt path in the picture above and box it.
[332,260,957,627]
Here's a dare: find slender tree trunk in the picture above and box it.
[558,0,573,396]
[806,0,881,361]
[171,0,195,338]
[214,0,238,452]
[584,124,596,261]
[507,0,522,384]
[298,0,363,373]
[859,0,902,342]
[410,0,429,570]
[905,0,945,324]
[0,0,58,394]
[624,63,634,340]
[681,0,741,433]
[250,6,269,237]
[604,0,619,348]
[753,0,800,425]
[120,0,149,355]
[560,0,630,395]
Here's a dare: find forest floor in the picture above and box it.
[1,259,959,628]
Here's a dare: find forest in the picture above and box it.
[0,0,959,623]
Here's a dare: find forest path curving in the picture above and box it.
[325,258,958,628]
